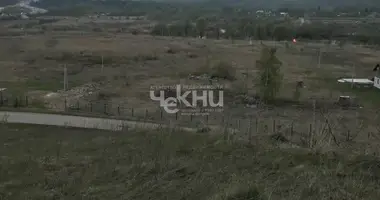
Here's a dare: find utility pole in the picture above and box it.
[63,65,67,91]
[101,55,104,73]
[311,98,316,148]
[351,63,355,89]
[318,48,321,68]
[245,67,249,92]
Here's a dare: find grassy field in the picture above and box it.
[1,16,380,150]
[0,123,380,199]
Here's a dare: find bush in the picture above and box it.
[166,47,176,54]
[92,75,107,83]
[210,61,236,81]
[97,90,120,100]
[133,54,158,61]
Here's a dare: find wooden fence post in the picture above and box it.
[309,124,313,148]
[248,118,252,145]
[0,91,3,106]
[13,97,18,108]
[255,118,259,135]
[290,121,294,137]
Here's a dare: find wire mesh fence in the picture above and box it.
[1,93,380,148]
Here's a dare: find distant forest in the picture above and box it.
[31,0,380,10]
[0,0,19,7]
[28,0,380,45]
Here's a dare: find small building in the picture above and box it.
[374,76,380,89]
[337,78,373,88]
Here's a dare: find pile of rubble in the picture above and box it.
[233,94,261,108]
[57,83,100,100]
[188,74,211,80]
[44,83,101,111]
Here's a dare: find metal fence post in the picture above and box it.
[0,91,3,106]
[13,97,18,108]
[64,98,67,111]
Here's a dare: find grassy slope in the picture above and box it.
[0,124,380,199]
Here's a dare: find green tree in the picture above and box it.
[151,24,168,36]
[196,17,207,37]
[273,25,292,41]
[184,20,192,37]
[256,47,283,103]
[293,83,301,101]
[255,24,267,40]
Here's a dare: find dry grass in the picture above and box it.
[1,18,380,148]
[1,123,380,200]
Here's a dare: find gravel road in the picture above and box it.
[0,111,196,132]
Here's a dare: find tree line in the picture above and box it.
[150,18,380,44]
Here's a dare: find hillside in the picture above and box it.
[1,124,380,199]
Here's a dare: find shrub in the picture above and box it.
[210,61,236,81]
[166,47,176,54]
[92,75,107,83]
[97,90,120,100]
[133,54,158,61]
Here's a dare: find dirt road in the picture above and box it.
[0,111,196,132]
